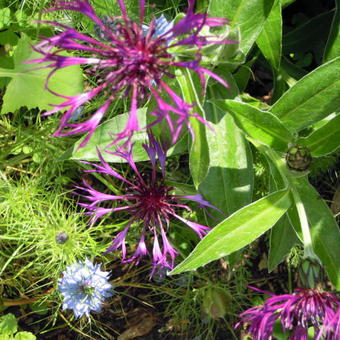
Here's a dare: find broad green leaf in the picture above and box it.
[298,114,340,157]
[271,57,340,132]
[283,11,333,64]
[177,69,209,188]
[199,73,253,222]
[213,100,293,152]
[63,109,187,162]
[0,313,17,335]
[208,0,275,58]
[15,332,37,340]
[0,34,83,114]
[268,214,298,271]
[170,189,291,274]
[291,177,340,289]
[324,0,340,62]
[256,0,282,70]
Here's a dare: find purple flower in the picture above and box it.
[236,286,340,340]
[27,0,233,147]
[76,135,215,276]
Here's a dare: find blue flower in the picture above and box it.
[142,14,174,38]
[58,259,113,318]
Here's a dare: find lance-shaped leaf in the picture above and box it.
[61,109,187,162]
[256,0,282,70]
[324,0,340,62]
[170,189,291,275]
[298,113,340,157]
[208,0,274,58]
[213,100,293,152]
[177,69,210,188]
[271,57,340,132]
[199,71,253,223]
[291,177,340,289]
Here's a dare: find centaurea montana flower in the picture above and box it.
[236,286,340,340]
[28,0,233,147]
[58,259,113,318]
[76,136,216,276]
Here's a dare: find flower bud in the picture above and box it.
[286,145,312,172]
[56,232,69,244]
[202,286,231,319]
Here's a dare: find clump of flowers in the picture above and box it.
[58,259,113,318]
[77,136,216,276]
[28,0,232,146]
[236,286,340,340]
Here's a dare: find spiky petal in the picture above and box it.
[77,136,215,276]
[236,286,340,340]
[27,0,233,147]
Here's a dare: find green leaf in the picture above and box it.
[199,72,253,222]
[213,100,293,152]
[0,313,17,336]
[0,34,83,114]
[324,0,340,62]
[283,11,333,65]
[208,0,275,58]
[15,332,36,340]
[176,69,209,188]
[256,0,282,70]
[170,189,291,275]
[0,8,11,29]
[298,113,340,157]
[63,109,187,162]
[291,177,340,289]
[268,215,298,271]
[271,57,340,132]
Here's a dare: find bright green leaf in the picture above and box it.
[208,0,275,58]
[257,0,282,70]
[0,313,17,335]
[199,72,253,222]
[298,113,340,156]
[176,69,209,188]
[170,189,291,275]
[63,109,187,162]
[14,331,36,340]
[213,100,293,152]
[324,0,340,62]
[0,34,83,114]
[0,8,11,29]
[271,57,340,132]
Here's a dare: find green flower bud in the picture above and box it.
[286,145,312,172]
[202,286,232,319]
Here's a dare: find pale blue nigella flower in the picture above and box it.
[58,259,113,318]
[142,14,174,38]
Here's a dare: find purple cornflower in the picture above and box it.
[76,136,215,276]
[27,0,233,147]
[236,286,340,340]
